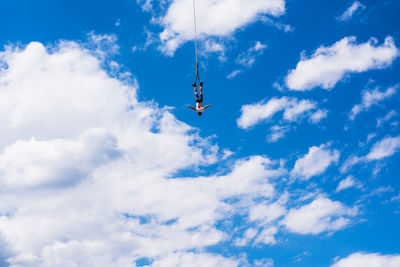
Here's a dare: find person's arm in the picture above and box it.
[203,104,212,109]
[187,106,197,110]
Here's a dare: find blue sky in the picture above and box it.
[0,0,400,266]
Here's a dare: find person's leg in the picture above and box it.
[199,82,203,103]
[199,82,203,95]
[192,82,198,96]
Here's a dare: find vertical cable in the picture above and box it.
[193,0,199,79]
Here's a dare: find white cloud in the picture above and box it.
[254,258,274,267]
[254,226,278,245]
[0,131,118,188]
[283,99,317,121]
[367,132,377,143]
[237,97,318,129]
[291,144,340,180]
[0,40,290,265]
[350,85,397,120]
[87,32,120,59]
[237,97,290,129]
[137,0,154,12]
[222,149,234,160]
[285,36,399,91]
[340,135,400,173]
[336,176,361,192]
[227,69,243,79]
[366,135,400,161]
[331,252,400,267]
[201,39,226,60]
[158,0,285,55]
[249,202,286,224]
[340,154,363,173]
[234,226,278,247]
[233,228,258,247]
[236,41,267,68]
[150,252,239,267]
[309,109,328,124]
[336,1,366,22]
[377,110,397,127]
[227,41,267,78]
[281,197,357,235]
[260,16,293,32]
[268,125,290,143]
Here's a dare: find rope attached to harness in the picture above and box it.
[193,0,201,82]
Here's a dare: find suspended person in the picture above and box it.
[187,81,211,116]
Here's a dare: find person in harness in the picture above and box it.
[188,81,211,116]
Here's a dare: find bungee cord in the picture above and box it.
[192,0,200,82]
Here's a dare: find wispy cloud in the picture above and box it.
[236,41,267,68]
[377,110,397,127]
[227,69,243,79]
[350,85,397,120]
[341,135,400,172]
[336,1,366,22]
[336,176,362,192]
[268,125,290,143]
[309,109,328,124]
[228,41,267,79]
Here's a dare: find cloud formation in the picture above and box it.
[157,0,285,55]
[331,252,400,267]
[236,41,267,68]
[291,144,340,180]
[336,176,361,192]
[350,85,397,120]
[281,197,357,234]
[340,135,400,172]
[237,97,325,129]
[285,36,399,91]
[227,41,267,79]
[366,135,400,161]
[336,1,366,22]
[237,97,327,142]
[0,40,292,265]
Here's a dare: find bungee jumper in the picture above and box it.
[187,0,212,116]
[188,81,211,116]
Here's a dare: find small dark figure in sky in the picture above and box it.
[187,82,212,116]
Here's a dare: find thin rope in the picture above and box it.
[192,0,200,81]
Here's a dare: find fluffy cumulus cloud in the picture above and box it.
[331,252,400,267]
[350,85,398,120]
[281,197,357,234]
[0,40,293,266]
[285,36,399,91]
[291,144,340,180]
[336,1,366,22]
[237,97,326,129]
[157,0,285,55]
